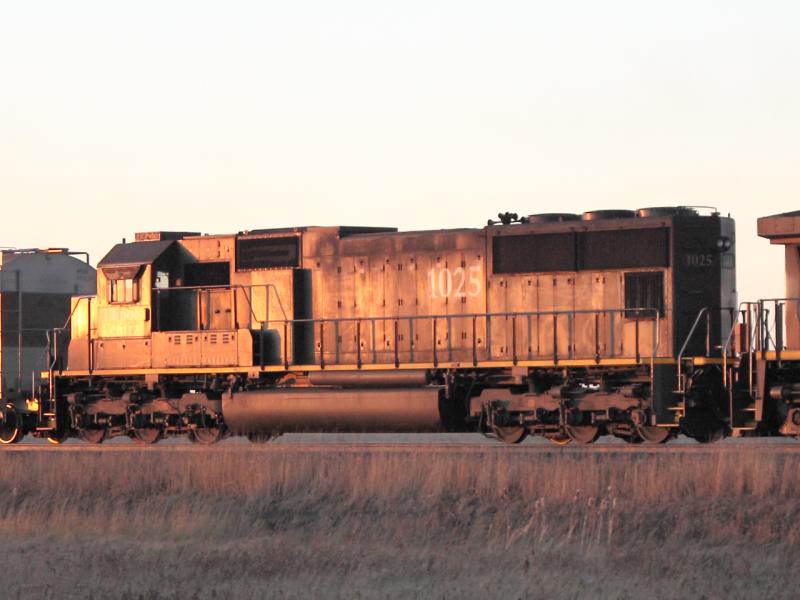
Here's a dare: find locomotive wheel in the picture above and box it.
[46,429,70,445]
[546,433,572,446]
[690,426,725,444]
[79,428,107,444]
[565,425,600,445]
[636,425,671,444]
[247,432,279,444]
[0,410,23,445]
[190,426,223,445]
[493,425,527,444]
[131,428,163,445]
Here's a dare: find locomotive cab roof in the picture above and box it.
[99,240,175,268]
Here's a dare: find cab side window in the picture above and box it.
[108,278,140,304]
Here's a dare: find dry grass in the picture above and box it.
[1,447,799,599]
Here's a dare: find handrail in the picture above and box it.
[153,284,668,340]
[48,287,674,373]
[747,297,800,303]
[251,306,664,370]
[152,283,288,328]
[722,298,799,395]
[676,307,709,393]
[47,295,93,372]
[721,302,752,388]
[256,307,662,326]
[725,298,800,354]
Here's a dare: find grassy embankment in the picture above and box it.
[1,447,799,599]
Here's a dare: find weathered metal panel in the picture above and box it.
[413,253,436,363]
[200,330,239,366]
[180,236,235,263]
[533,275,574,360]
[93,337,151,369]
[572,272,597,357]
[152,332,201,367]
[312,256,339,364]
[373,254,393,363]
[337,256,359,364]
[305,229,486,367]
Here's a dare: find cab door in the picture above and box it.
[200,289,233,330]
[184,262,232,331]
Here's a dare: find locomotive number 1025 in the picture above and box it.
[428,265,482,299]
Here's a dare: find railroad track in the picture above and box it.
[3,437,800,453]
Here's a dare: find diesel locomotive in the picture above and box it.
[2,205,798,446]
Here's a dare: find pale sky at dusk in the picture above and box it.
[1,0,798,302]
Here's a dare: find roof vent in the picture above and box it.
[636,206,698,218]
[526,213,580,224]
[581,210,636,221]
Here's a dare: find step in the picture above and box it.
[732,427,756,437]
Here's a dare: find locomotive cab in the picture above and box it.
[69,231,258,371]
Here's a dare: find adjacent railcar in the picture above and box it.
[733,211,800,437]
[0,248,95,443]
[28,206,736,445]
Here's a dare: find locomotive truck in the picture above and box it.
[2,205,799,446]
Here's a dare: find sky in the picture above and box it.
[0,0,798,302]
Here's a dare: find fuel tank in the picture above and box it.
[222,387,443,434]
